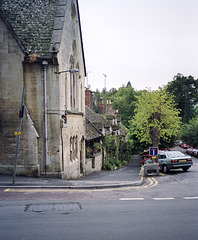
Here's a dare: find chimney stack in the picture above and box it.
[106,100,114,115]
[99,97,104,114]
[85,88,92,109]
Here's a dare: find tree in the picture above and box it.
[113,85,136,128]
[92,89,101,113]
[129,88,181,148]
[180,116,198,147]
[108,88,118,96]
[167,74,198,123]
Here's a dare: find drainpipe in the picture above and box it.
[42,60,48,176]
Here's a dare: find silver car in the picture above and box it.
[158,151,193,173]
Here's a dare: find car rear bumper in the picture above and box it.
[168,163,193,169]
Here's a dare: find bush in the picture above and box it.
[102,135,131,170]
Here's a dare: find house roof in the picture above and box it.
[0,0,58,55]
[0,0,87,75]
[85,105,103,141]
[98,114,111,128]
[85,120,103,142]
[85,105,104,130]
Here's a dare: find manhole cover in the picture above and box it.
[25,202,81,213]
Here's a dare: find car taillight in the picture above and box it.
[171,159,178,163]
[188,159,192,161]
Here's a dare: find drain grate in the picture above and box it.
[25,202,81,213]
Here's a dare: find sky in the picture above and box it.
[78,0,198,92]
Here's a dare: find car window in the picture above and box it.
[159,154,166,159]
[166,151,185,158]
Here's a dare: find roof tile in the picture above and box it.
[0,0,58,55]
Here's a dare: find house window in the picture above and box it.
[70,136,79,161]
[70,74,73,108]
[70,137,73,161]
[65,74,67,108]
[73,74,76,108]
[69,68,80,111]
[71,2,76,20]
[75,136,78,159]
[92,157,95,169]
[80,83,82,111]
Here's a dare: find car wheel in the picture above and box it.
[182,167,189,172]
[162,164,169,173]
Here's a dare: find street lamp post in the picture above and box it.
[54,68,79,74]
[102,73,107,90]
[102,74,107,114]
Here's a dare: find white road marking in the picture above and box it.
[119,198,144,201]
[153,198,175,200]
[184,197,198,200]
[119,197,198,201]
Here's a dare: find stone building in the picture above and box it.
[0,0,86,179]
[85,105,103,175]
[84,88,129,175]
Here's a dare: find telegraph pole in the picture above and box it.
[103,74,107,114]
[13,86,25,185]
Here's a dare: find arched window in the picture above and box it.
[71,2,76,20]
[75,136,78,159]
[70,137,73,161]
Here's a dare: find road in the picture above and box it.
[0,148,198,240]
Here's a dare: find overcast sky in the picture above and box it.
[78,0,198,92]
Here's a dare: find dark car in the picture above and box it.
[158,151,193,173]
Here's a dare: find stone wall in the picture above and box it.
[0,16,25,169]
[84,152,103,175]
[0,0,86,179]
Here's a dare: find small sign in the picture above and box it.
[149,147,158,156]
[14,131,21,136]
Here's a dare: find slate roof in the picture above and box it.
[85,105,104,131]
[85,105,128,141]
[0,0,63,56]
[85,105,103,141]
[98,114,111,128]
[85,121,103,142]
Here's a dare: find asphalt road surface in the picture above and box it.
[0,147,197,240]
[0,198,197,240]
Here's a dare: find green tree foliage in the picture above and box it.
[113,85,136,128]
[92,89,101,113]
[102,135,131,170]
[167,74,198,123]
[128,88,181,148]
[108,88,118,97]
[180,116,198,147]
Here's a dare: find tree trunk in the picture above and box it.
[151,126,159,147]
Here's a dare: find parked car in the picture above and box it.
[180,143,190,149]
[158,151,193,173]
[186,148,198,157]
[191,149,198,157]
[186,148,193,155]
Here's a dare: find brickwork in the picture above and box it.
[85,88,92,109]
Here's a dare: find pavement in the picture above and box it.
[0,155,144,189]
